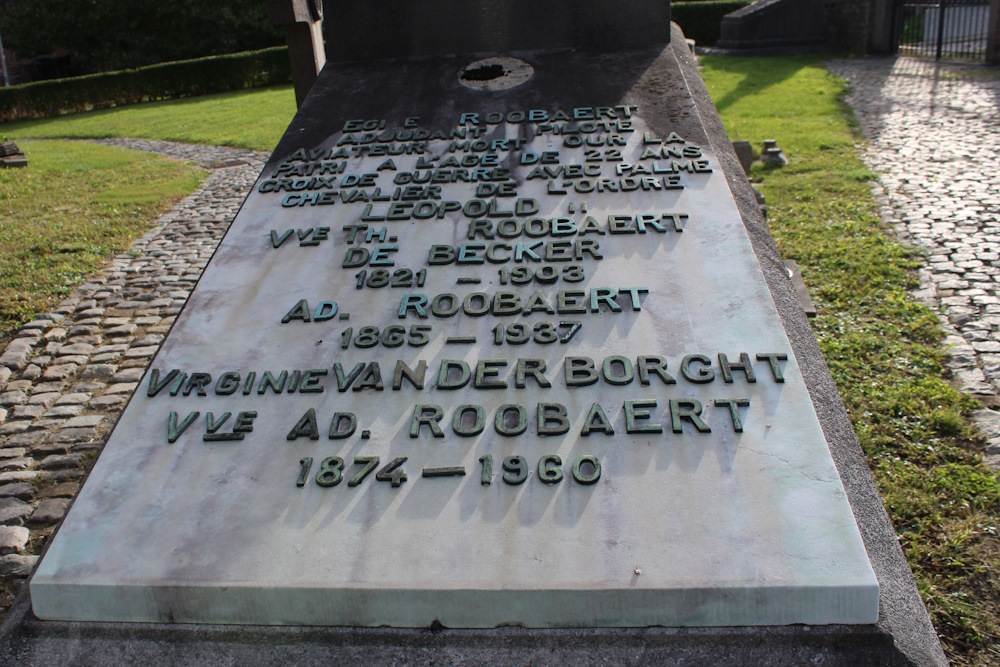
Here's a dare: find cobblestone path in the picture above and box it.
[0,140,267,611]
[827,57,1000,467]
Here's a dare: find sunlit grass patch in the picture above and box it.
[1,84,296,152]
[0,140,206,339]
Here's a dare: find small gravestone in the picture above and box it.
[2,1,945,664]
[0,142,27,168]
[731,140,753,174]
[760,139,789,166]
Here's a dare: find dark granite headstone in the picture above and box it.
[0,142,27,169]
[716,0,828,54]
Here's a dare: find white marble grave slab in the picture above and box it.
[30,97,878,627]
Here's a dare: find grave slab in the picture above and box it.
[26,42,879,628]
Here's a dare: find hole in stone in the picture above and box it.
[458,57,533,90]
[462,64,506,81]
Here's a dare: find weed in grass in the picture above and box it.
[703,54,1000,665]
[0,140,206,341]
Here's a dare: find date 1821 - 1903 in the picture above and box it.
[295,454,601,488]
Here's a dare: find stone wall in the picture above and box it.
[989,0,1000,64]
[823,0,875,52]
[822,0,896,54]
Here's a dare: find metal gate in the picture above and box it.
[893,0,992,60]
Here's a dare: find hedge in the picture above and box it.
[0,47,292,123]
[673,0,756,46]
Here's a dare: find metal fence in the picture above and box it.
[894,0,992,60]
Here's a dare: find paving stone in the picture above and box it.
[39,469,84,482]
[42,405,84,418]
[11,405,45,420]
[88,395,127,409]
[49,428,98,444]
[106,324,137,337]
[29,419,65,432]
[61,415,105,429]
[40,454,84,470]
[89,354,120,364]
[0,498,33,525]
[67,336,101,348]
[56,355,89,366]
[0,458,31,472]
[27,392,60,407]
[0,526,29,554]
[29,356,52,368]
[112,368,146,383]
[0,471,36,484]
[93,345,129,355]
[0,391,27,407]
[0,341,34,371]
[7,433,54,449]
[31,382,65,394]
[133,335,164,347]
[41,364,78,381]
[0,554,38,577]
[54,393,92,406]
[31,443,68,457]
[81,364,117,379]
[0,484,33,501]
[123,346,158,359]
[953,368,994,395]
[28,498,69,525]
[36,482,78,500]
[67,326,99,338]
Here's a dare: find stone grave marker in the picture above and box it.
[29,65,879,624]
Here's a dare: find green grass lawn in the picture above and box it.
[1,85,296,152]
[0,141,206,339]
[702,54,1000,665]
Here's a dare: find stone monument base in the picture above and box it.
[0,598,902,665]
